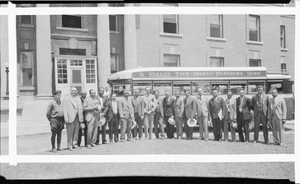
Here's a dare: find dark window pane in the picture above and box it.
[163,22,177,34]
[21,15,32,24]
[249,59,261,67]
[62,15,82,28]
[109,15,117,31]
[22,69,33,86]
[210,24,221,38]
[249,30,258,41]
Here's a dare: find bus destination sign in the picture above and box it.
[132,70,267,78]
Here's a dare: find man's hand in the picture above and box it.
[282,119,286,124]
[141,115,144,120]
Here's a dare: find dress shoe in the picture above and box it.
[57,147,62,151]
[218,139,222,142]
[87,145,91,149]
[178,137,182,140]
[52,148,57,153]
[205,139,208,142]
[224,140,228,142]
[73,145,78,149]
[265,141,270,145]
[253,140,257,144]
[91,144,95,147]
[69,148,74,151]
[245,141,249,144]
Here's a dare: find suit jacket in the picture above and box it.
[82,97,101,122]
[224,97,236,120]
[174,96,183,118]
[180,96,197,119]
[143,94,157,115]
[154,96,164,117]
[163,97,175,117]
[236,96,251,121]
[118,97,134,120]
[63,95,83,123]
[96,95,109,114]
[106,100,119,122]
[252,93,269,118]
[209,96,225,120]
[131,96,145,117]
[195,95,210,117]
[268,96,287,120]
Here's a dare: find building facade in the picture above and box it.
[14,3,295,100]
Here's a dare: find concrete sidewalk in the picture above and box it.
[0,120,295,138]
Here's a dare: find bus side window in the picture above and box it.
[211,81,229,94]
[229,81,247,94]
[248,81,265,94]
[268,81,283,94]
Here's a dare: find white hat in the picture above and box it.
[98,116,106,127]
[131,120,137,129]
[187,118,197,127]
[168,116,175,126]
[231,121,238,129]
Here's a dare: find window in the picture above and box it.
[210,57,224,67]
[133,81,152,95]
[112,82,132,96]
[57,59,68,84]
[20,15,32,24]
[70,59,83,66]
[249,15,260,41]
[110,54,119,74]
[153,81,172,94]
[62,15,82,29]
[248,81,265,94]
[209,15,223,38]
[229,81,247,94]
[109,15,118,32]
[281,63,287,73]
[86,59,96,83]
[192,81,210,94]
[21,52,34,86]
[211,81,229,94]
[267,81,283,94]
[173,81,191,95]
[249,59,261,67]
[280,25,286,48]
[164,54,180,67]
[163,14,179,34]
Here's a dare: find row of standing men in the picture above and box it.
[46,85,286,152]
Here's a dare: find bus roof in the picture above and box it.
[107,67,291,81]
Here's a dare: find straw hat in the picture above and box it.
[187,118,197,127]
[168,116,175,126]
[131,120,137,129]
[98,115,106,127]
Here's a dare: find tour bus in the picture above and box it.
[107,67,294,131]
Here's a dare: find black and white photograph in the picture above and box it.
[0,2,298,182]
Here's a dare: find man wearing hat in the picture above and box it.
[153,90,165,139]
[223,91,237,142]
[208,89,225,142]
[195,88,210,141]
[163,90,175,139]
[118,89,134,141]
[95,87,109,145]
[131,89,145,140]
[83,89,101,148]
[63,87,83,151]
[105,93,120,143]
[180,90,197,140]
[174,91,184,139]
[78,90,87,147]
[46,90,64,153]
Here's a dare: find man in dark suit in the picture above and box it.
[179,90,197,140]
[131,89,144,140]
[95,87,109,145]
[208,89,225,142]
[174,91,183,139]
[236,88,252,143]
[154,90,165,139]
[106,93,120,143]
[163,90,175,139]
[252,85,269,144]
[78,90,87,147]
[118,89,134,141]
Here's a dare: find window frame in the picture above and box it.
[280,25,287,49]
[110,53,120,73]
[248,14,261,42]
[61,14,83,29]
[249,59,262,67]
[109,14,119,33]
[163,14,179,35]
[210,56,225,67]
[20,51,34,87]
[163,54,180,67]
[209,14,223,38]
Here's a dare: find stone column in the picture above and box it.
[97,3,111,88]
[35,4,53,98]
[124,4,138,70]
[0,15,9,98]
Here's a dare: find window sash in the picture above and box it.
[210,57,224,67]
[111,54,119,72]
[109,15,118,32]
[20,15,32,24]
[164,55,180,67]
[61,15,83,29]
[249,15,260,41]
[21,52,34,86]
[249,59,261,67]
[280,25,286,48]
[163,15,178,34]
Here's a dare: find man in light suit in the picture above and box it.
[180,90,197,140]
[154,90,165,139]
[63,87,83,151]
[252,85,269,144]
[131,89,144,140]
[143,87,157,139]
[195,88,210,141]
[209,89,225,142]
[268,88,287,146]
[236,88,252,143]
[118,89,134,141]
[174,91,183,139]
[82,89,101,148]
[223,91,236,142]
[163,90,175,139]
[95,87,109,145]
[106,93,120,143]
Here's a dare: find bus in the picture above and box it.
[107,67,294,127]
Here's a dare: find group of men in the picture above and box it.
[46,85,287,153]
